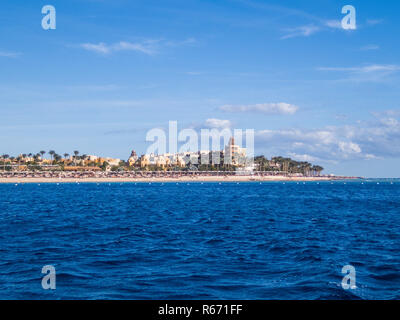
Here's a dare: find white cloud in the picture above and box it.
[255,110,400,161]
[204,118,231,128]
[280,18,358,40]
[0,51,21,58]
[356,65,400,73]
[80,41,157,55]
[80,42,110,54]
[287,152,319,162]
[360,44,380,51]
[381,110,400,117]
[338,141,362,155]
[272,3,381,40]
[318,65,400,73]
[220,102,299,115]
[318,64,400,82]
[380,117,399,127]
[80,38,196,56]
[324,20,342,29]
[281,25,320,39]
[115,41,156,55]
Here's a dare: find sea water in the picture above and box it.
[0,180,399,299]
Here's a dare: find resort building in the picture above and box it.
[87,155,99,162]
[128,150,139,166]
[224,137,247,165]
[134,137,248,169]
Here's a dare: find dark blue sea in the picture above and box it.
[0,180,399,300]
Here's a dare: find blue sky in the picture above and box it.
[1,0,400,177]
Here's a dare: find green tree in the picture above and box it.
[313,165,324,176]
[49,150,55,163]
[73,150,79,166]
[2,154,9,171]
[100,161,109,171]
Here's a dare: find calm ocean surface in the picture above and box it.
[0,180,399,300]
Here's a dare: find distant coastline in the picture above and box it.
[0,173,361,184]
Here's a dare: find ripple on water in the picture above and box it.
[0,181,399,299]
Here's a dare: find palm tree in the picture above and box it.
[254,156,266,171]
[40,151,46,160]
[81,154,88,166]
[9,156,15,171]
[17,155,22,168]
[303,163,312,176]
[49,150,55,162]
[2,154,9,171]
[313,165,324,176]
[73,150,79,166]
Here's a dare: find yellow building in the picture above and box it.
[140,155,150,168]
[224,137,246,165]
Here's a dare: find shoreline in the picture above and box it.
[0,176,360,184]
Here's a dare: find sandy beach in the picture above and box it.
[0,175,357,183]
